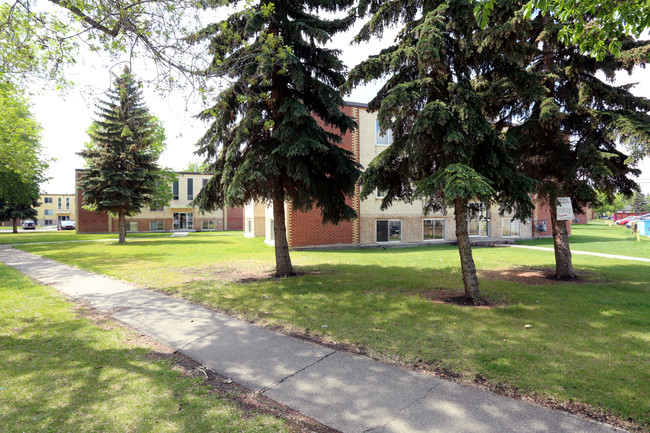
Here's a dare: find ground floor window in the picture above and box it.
[173,212,193,230]
[44,220,53,226]
[268,219,275,241]
[126,221,139,232]
[502,218,521,237]
[377,219,401,242]
[57,215,70,223]
[423,219,445,240]
[468,202,490,237]
[202,220,215,230]
[150,220,164,231]
[246,219,253,233]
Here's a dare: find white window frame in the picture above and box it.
[126,221,139,232]
[44,197,53,204]
[423,219,445,241]
[502,218,521,237]
[149,220,164,231]
[202,220,215,230]
[44,209,53,216]
[57,197,62,210]
[376,120,394,146]
[376,219,402,243]
[65,197,70,209]
[246,219,253,233]
[376,188,386,199]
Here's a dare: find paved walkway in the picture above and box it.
[503,244,650,262]
[0,246,624,433]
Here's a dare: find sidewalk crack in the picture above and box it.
[259,350,337,394]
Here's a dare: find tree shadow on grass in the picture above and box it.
[1,315,282,433]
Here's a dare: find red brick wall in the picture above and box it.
[76,170,110,233]
[533,197,571,236]
[226,206,244,231]
[287,105,360,248]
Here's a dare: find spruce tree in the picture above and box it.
[504,14,648,279]
[77,67,161,244]
[631,192,648,213]
[191,0,361,277]
[346,0,535,304]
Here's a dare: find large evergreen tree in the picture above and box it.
[504,14,649,279]
[346,0,535,304]
[78,67,163,244]
[192,0,361,277]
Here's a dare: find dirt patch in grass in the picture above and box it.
[410,289,499,308]
[480,267,601,285]
[184,262,332,284]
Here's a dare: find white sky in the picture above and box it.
[32,23,650,196]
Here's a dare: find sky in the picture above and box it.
[31,22,650,196]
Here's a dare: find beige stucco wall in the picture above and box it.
[37,194,76,225]
[244,202,267,238]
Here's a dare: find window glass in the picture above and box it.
[268,219,274,241]
[44,209,53,216]
[376,120,393,146]
[45,220,53,225]
[187,178,194,200]
[503,218,520,237]
[57,197,62,209]
[150,220,164,231]
[202,220,215,230]
[65,197,70,209]
[126,221,138,232]
[150,202,164,211]
[44,197,53,204]
[172,181,179,200]
[389,220,401,242]
[468,202,490,236]
[246,219,253,233]
[202,178,208,187]
[376,220,389,242]
[423,219,445,240]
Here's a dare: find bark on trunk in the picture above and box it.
[273,193,295,277]
[549,201,575,279]
[118,211,126,244]
[12,218,17,233]
[454,197,485,305]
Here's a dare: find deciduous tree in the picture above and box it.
[192,0,362,277]
[0,170,41,233]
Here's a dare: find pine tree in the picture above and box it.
[77,67,162,243]
[191,0,361,277]
[346,0,535,304]
[504,14,648,279]
[631,192,648,213]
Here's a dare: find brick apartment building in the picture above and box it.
[244,102,591,249]
[75,170,243,233]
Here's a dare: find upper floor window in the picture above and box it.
[187,178,194,200]
[376,120,393,146]
[44,197,53,204]
[65,197,70,209]
[202,178,208,187]
[150,202,164,212]
[172,181,179,200]
[57,197,62,209]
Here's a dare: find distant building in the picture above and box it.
[36,194,76,226]
[75,170,243,233]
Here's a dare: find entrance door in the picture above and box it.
[173,212,194,230]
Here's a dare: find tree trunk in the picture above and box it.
[12,217,17,234]
[273,193,295,277]
[549,200,575,279]
[454,197,485,305]
[118,211,126,244]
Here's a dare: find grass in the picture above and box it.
[0,230,205,245]
[0,263,289,433]
[10,222,650,430]
[518,219,650,258]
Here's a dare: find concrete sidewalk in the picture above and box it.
[503,244,650,262]
[0,246,623,433]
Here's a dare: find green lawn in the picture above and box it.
[0,230,180,245]
[519,219,650,258]
[0,264,289,433]
[11,223,650,430]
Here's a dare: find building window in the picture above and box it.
[423,219,445,240]
[376,120,393,146]
[202,220,215,230]
[65,197,70,209]
[57,197,62,210]
[150,220,164,231]
[172,181,179,200]
[376,189,386,199]
[268,219,274,241]
[202,178,208,187]
[44,197,53,204]
[126,221,139,232]
[44,220,53,226]
[44,209,53,216]
[468,202,490,237]
[187,178,194,200]
[246,219,253,233]
[503,218,521,237]
[377,219,401,242]
[150,202,164,211]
